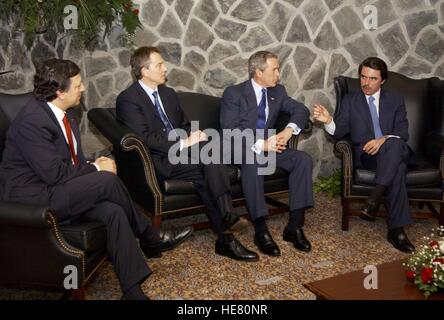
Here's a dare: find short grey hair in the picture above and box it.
[248,51,278,79]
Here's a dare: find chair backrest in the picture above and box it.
[0,92,33,161]
[177,91,291,133]
[334,72,440,156]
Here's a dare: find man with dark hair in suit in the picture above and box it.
[116,47,259,262]
[220,51,314,257]
[313,57,416,253]
[0,58,193,300]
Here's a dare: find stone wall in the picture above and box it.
[0,0,443,177]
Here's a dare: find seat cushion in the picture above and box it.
[163,165,240,194]
[60,221,107,253]
[354,168,442,188]
[163,166,289,195]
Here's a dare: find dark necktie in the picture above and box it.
[62,114,79,165]
[152,91,176,138]
[368,96,383,139]
[257,88,266,129]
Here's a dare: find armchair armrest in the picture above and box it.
[87,108,163,214]
[0,201,53,228]
[335,140,353,197]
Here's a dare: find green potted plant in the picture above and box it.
[0,0,141,49]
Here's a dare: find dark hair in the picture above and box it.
[248,51,278,79]
[130,46,161,80]
[33,59,80,102]
[358,57,388,81]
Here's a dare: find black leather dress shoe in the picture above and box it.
[254,232,281,256]
[283,228,312,252]
[141,226,193,259]
[215,237,259,261]
[223,212,241,231]
[360,203,378,221]
[387,228,415,253]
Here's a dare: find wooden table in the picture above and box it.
[304,259,444,300]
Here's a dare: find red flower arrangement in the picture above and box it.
[404,227,444,298]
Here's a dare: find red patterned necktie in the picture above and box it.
[62,114,79,165]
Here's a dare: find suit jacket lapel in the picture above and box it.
[265,88,277,129]
[38,101,75,161]
[135,82,160,119]
[378,90,388,135]
[244,81,258,124]
[357,92,375,136]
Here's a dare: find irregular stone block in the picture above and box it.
[285,15,311,43]
[142,0,165,27]
[158,10,183,39]
[209,43,238,65]
[231,0,266,22]
[239,26,273,53]
[185,19,214,50]
[215,18,247,41]
[265,2,292,41]
[314,21,340,50]
[167,68,195,90]
[158,42,182,66]
[204,68,236,89]
[376,23,409,65]
[195,0,219,26]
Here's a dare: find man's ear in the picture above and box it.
[55,89,64,100]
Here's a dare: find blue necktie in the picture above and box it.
[368,96,383,139]
[256,88,266,129]
[152,91,176,138]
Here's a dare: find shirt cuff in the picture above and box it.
[251,139,264,154]
[385,135,400,139]
[286,123,301,135]
[92,163,100,171]
[325,120,336,135]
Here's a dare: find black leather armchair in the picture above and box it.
[333,72,444,230]
[88,92,311,229]
[0,92,107,299]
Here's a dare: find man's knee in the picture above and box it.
[89,201,126,225]
[293,151,313,170]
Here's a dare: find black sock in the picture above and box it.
[254,217,268,236]
[286,209,304,232]
[141,226,161,244]
[217,232,234,244]
[123,284,149,300]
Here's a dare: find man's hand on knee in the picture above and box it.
[363,137,387,155]
[94,156,117,174]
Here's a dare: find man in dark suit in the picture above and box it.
[116,47,258,262]
[313,57,415,253]
[0,59,193,300]
[220,51,314,256]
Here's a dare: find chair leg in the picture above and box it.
[440,203,444,227]
[152,215,162,229]
[342,197,350,231]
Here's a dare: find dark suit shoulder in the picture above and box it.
[223,80,249,96]
[116,81,140,102]
[12,97,51,127]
